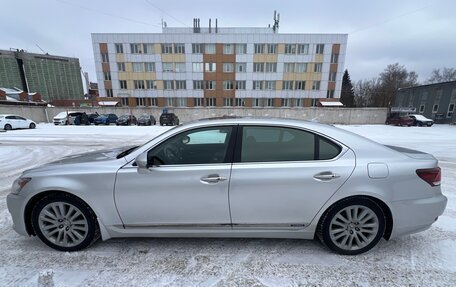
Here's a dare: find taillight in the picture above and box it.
[416,167,441,187]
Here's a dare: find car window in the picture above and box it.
[240,126,341,162]
[16,116,26,120]
[148,126,233,165]
[6,116,15,119]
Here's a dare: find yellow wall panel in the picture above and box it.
[253,54,278,62]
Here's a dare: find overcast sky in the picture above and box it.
[2,0,454,84]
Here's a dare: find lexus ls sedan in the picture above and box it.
[7,118,447,255]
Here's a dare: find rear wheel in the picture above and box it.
[4,124,12,130]
[317,197,385,255]
[31,194,100,252]
[29,123,36,129]
[418,122,423,127]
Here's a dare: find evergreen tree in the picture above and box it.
[340,69,355,107]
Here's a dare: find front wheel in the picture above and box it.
[31,194,100,252]
[317,197,385,255]
[29,123,36,129]
[4,124,12,130]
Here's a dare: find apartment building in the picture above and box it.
[0,49,84,101]
[91,25,347,108]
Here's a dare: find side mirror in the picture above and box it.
[135,152,148,169]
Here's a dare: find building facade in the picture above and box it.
[396,81,456,124]
[92,26,347,108]
[0,49,84,102]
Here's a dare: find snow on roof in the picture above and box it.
[319,101,344,107]
[98,101,119,106]
[5,96,19,102]
[0,87,23,94]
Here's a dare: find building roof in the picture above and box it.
[319,101,344,107]
[398,80,456,91]
[0,87,22,94]
[98,101,119,106]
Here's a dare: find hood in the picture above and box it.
[48,146,137,165]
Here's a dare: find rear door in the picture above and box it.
[229,125,356,229]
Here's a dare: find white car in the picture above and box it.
[53,111,79,125]
[0,114,36,130]
[409,114,434,127]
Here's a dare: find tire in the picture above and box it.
[418,122,423,127]
[385,121,389,125]
[31,193,100,252]
[317,197,385,255]
[29,123,36,129]
[4,124,12,131]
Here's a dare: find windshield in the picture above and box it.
[116,145,140,159]
[119,115,128,119]
[139,115,149,120]
[411,114,429,120]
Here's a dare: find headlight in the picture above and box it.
[11,178,32,194]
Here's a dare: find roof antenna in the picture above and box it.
[272,10,280,33]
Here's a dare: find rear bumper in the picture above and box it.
[389,194,447,239]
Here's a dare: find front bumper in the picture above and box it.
[6,193,29,236]
[389,194,447,239]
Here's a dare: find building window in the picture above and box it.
[316,44,324,54]
[132,62,144,72]
[432,104,439,113]
[117,62,125,72]
[205,80,216,90]
[193,80,204,90]
[265,63,277,73]
[295,98,303,107]
[101,53,109,63]
[103,72,111,81]
[174,44,185,54]
[115,43,123,54]
[254,44,265,54]
[253,81,263,90]
[162,62,174,72]
[223,81,234,90]
[106,89,113,97]
[176,80,186,90]
[150,98,157,106]
[254,98,262,107]
[164,80,174,90]
[298,44,309,54]
[145,62,155,72]
[312,81,321,90]
[136,97,146,106]
[331,53,339,64]
[143,44,154,54]
[119,80,127,90]
[265,81,276,90]
[146,80,156,89]
[282,81,294,90]
[419,105,425,113]
[284,44,296,54]
[447,103,455,118]
[161,44,173,54]
[192,44,203,54]
[121,97,129,106]
[329,72,337,82]
[223,44,234,54]
[253,63,264,72]
[235,98,245,107]
[166,97,174,106]
[176,98,187,107]
[130,43,142,54]
[175,63,186,73]
[295,63,307,73]
[327,90,335,98]
[223,63,234,73]
[224,98,233,106]
[205,63,216,72]
[282,98,291,107]
[205,44,216,54]
[236,44,247,54]
[194,98,204,107]
[266,98,274,107]
[192,62,203,72]
[267,44,277,54]
[284,63,294,73]
[134,80,145,89]
[295,81,306,90]
[235,81,246,90]
[206,98,216,107]
[314,63,323,73]
[236,63,246,72]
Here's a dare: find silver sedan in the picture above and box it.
[7,118,447,255]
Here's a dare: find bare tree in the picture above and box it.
[427,67,456,84]
[354,78,381,107]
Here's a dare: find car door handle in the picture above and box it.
[313,172,340,181]
[200,174,227,184]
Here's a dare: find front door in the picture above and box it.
[114,126,236,227]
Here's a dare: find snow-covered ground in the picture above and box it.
[0,123,455,286]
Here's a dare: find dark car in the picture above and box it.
[73,113,90,125]
[137,115,156,126]
[385,115,414,126]
[88,113,100,124]
[94,114,118,125]
[116,115,137,126]
[409,114,434,127]
[159,113,179,126]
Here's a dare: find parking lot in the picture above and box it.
[0,123,455,286]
